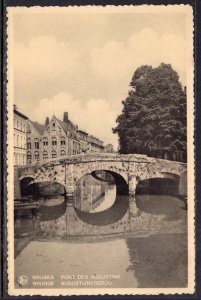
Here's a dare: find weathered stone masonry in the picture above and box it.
[14,153,187,236]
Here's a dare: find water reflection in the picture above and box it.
[75,193,129,226]
[125,233,187,287]
[14,183,187,288]
[136,195,185,219]
[91,185,116,213]
[75,172,116,213]
[39,198,66,221]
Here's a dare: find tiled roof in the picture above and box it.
[31,121,46,135]
[54,116,77,138]
[14,109,28,120]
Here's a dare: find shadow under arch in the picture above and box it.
[20,176,35,197]
[19,179,67,221]
[136,176,180,196]
[135,176,184,216]
[20,180,65,199]
[91,171,115,183]
[106,170,129,195]
[74,170,129,226]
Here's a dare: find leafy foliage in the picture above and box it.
[113,64,187,161]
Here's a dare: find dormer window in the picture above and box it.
[52,122,55,127]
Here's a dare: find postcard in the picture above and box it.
[6,4,194,296]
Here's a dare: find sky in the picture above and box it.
[10,6,190,149]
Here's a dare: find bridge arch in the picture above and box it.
[73,168,128,196]
[73,169,129,226]
[72,164,128,185]
[20,176,35,197]
[138,170,181,182]
[136,172,180,197]
[20,177,65,199]
[19,174,36,181]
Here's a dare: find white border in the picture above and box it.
[7,5,195,296]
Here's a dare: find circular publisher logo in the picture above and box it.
[18,275,28,286]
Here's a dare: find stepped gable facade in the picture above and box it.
[26,112,104,164]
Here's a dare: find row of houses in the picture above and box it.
[14,107,114,166]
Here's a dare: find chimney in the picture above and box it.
[63,112,68,123]
[45,117,49,126]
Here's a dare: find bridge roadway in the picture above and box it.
[14,153,187,236]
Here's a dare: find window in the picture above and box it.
[52,122,55,127]
[27,139,31,150]
[34,138,39,149]
[43,137,48,148]
[43,151,48,161]
[52,130,56,136]
[23,124,25,132]
[20,122,22,131]
[17,121,19,129]
[27,130,31,138]
[51,150,57,159]
[60,150,66,157]
[27,152,32,164]
[60,137,66,147]
[34,151,39,161]
[17,135,19,147]
[52,137,57,148]
[20,136,22,148]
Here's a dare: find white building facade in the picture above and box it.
[14,108,28,165]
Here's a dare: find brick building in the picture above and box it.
[14,106,28,165]
[26,112,104,164]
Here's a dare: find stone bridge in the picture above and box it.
[14,153,187,237]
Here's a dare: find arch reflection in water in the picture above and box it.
[39,198,66,221]
[74,170,129,226]
[75,171,116,213]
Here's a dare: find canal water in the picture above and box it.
[14,172,187,288]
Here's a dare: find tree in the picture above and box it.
[113,63,187,162]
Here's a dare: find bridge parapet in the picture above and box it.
[14,153,187,201]
[14,153,186,170]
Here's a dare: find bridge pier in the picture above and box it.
[129,196,138,218]
[128,175,138,217]
[65,185,76,202]
[128,175,138,197]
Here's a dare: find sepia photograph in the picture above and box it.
[7,5,194,296]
